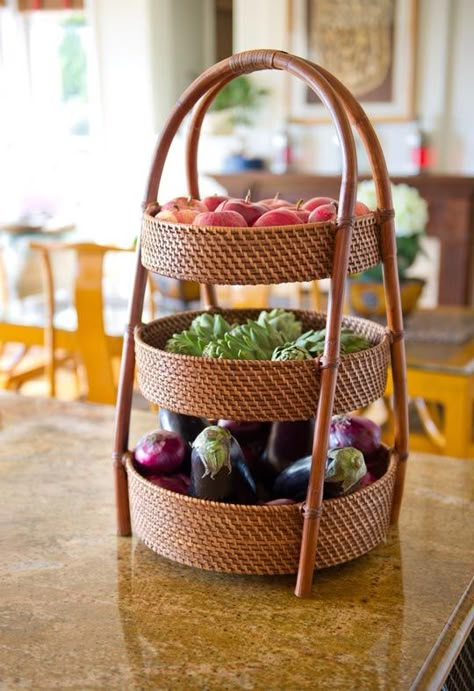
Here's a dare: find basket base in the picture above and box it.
[126,453,397,576]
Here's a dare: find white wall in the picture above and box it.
[87,0,217,242]
[232,0,474,175]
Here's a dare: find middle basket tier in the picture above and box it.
[140,212,381,284]
[135,309,390,421]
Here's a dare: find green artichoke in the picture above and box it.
[203,318,285,360]
[271,343,312,361]
[165,313,232,356]
[257,308,302,342]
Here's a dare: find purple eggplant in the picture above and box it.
[217,419,271,478]
[261,418,315,480]
[159,407,207,444]
[363,444,390,479]
[189,426,257,504]
[272,447,367,501]
[147,472,190,494]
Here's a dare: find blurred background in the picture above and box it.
[1,0,473,247]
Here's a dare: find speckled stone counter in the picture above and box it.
[1,393,473,690]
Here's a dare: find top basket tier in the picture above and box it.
[140,211,381,285]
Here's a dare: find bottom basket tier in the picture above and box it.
[126,453,397,576]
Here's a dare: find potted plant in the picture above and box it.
[204,75,268,135]
[348,181,429,318]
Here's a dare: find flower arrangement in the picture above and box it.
[356,181,429,281]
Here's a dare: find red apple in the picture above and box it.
[296,209,311,223]
[216,196,267,226]
[193,210,248,227]
[355,200,371,216]
[258,193,293,209]
[161,196,207,212]
[202,194,229,211]
[253,208,302,227]
[308,203,338,223]
[156,207,199,224]
[288,199,311,223]
[303,196,338,211]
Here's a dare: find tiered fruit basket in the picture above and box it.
[113,49,409,597]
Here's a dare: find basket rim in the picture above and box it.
[126,451,397,514]
[142,210,377,234]
[134,308,390,365]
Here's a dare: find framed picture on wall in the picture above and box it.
[287,0,417,122]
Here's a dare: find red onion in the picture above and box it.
[134,429,187,475]
[329,415,381,456]
[147,473,190,494]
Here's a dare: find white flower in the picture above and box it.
[357,181,428,237]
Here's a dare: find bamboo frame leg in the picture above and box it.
[113,246,148,536]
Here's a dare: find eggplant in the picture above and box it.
[189,426,257,504]
[158,408,208,472]
[323,447,367,498]
[147,472,190,494]
[272,447,367,501]
[261,418,315,480]
[363,444,390,479]
[159,408,207,444]
[272,455,312,502]
[217,419,271,479]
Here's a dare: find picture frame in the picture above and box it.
[287,0,417,122]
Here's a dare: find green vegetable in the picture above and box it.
[203,318,285,360]
[339,329,371,354]
[165,309,371,359]
[324,446,367,495]
[271,343,312,361]
[257,308,302,342]
[164,330,209,356]
[165,313,232,355]
[189,313,233,340]
[294,329,326,355]
[295,328,370,356]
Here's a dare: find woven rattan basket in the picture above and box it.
[135,309,390,421]
[126,450,396,575]
[113,49,410,597]
[141,211,380,285]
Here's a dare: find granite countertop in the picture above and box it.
[1,393,473,689]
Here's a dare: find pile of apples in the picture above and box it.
[148,192,371,228]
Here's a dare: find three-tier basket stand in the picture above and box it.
[112,49,409,598]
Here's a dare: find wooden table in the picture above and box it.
[1,393,472,689]
[385,307,474,458]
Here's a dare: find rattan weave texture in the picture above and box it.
[126,454,397,575]
[135,309,390,421]
[140,213,381,285]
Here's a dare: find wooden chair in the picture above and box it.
[0,241,135,404]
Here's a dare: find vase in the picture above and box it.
[347,277,425,320]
